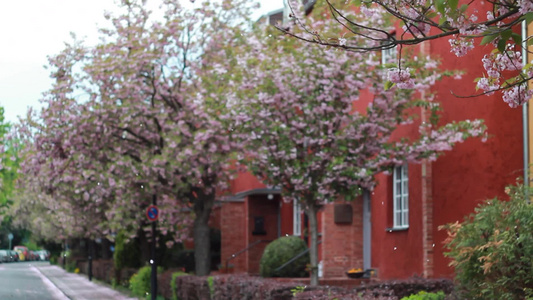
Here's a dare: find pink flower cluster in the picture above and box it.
[477,49,530,106]
[388,68,415,89]
[449,37,474,57]
[519,0,533,14]
[503,84,533,108]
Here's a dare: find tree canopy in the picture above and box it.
[11,0,255,276]
[229,7,487,284]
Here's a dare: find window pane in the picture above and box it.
[393,165,409,228]
[397,196,403,211]
[395,166,402,179]
[402,211,409,226]
[293,201,301,236]
[395,212,402,226]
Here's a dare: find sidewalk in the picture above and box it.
[33,264,138,300]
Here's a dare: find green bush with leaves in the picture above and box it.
[114,231,141,271]
[440,183,533,299]
[401,291,445,300]
[129,265,163,298]
[260,236,310,278]
[65,261,77,273]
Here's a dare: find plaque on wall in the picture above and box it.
[334,204,353,224]
[252,216,267,235]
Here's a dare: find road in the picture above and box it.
[0,261,66,300]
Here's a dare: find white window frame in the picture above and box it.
[293,200,302,236]
[381,42,398,65]
[393,164,409,229]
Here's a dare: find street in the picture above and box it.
[0,261,66,300]
[0,261,135,300]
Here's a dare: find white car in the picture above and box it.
[36,250,50,261]
[0,250,11,262]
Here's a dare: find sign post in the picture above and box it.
[146,195,159,300]
[7,233,13,250]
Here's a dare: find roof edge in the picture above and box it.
[221,187,282,202]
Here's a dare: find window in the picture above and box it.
[381,41,397,65]
[393,164,409,228]
[293,200,302,236]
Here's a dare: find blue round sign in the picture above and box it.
[146,205,159,222]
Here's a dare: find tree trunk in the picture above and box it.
[306,203,320,286]
[193,190,215,276]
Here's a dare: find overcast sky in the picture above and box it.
[0,0,283,124]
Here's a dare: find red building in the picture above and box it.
[218,0,526,280]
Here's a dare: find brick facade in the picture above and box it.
[321,201,364,278]
[220,201,246,272]
[421,161,434,278]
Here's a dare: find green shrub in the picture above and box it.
[114,231,141,271]
[440,183,533,299]
[129,265,163,298]
[65,261,77,273]
[207,276,215,299]
[259,236,309,278]
[401,290,445,300]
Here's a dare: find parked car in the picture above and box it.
[9,250,19,262]
[13,246,29,261]
[35,250,50,261]
[0,250,11,263]
[28,250,38,261]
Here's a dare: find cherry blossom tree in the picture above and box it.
[12,0,253,276]
[230,17,487,285]
[281,0,533,107]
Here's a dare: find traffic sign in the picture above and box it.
[146,205,159,222]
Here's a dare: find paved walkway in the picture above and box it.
[33,264,137,300]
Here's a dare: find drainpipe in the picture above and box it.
[362,188,371,271]
[522,20,529,187]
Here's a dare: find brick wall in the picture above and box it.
[221,201,247,272]
[321,201,364,278]
[421,161,434,278]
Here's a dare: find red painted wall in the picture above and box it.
[246,194,281,274]
[426,1,523,278]
[371,160,426,279]
[229,170,267,194]
[368,0,523,279]
[280,201,294,236]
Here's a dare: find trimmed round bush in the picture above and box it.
[260,236,309,278]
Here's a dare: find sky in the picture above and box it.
[0,0,283,124]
